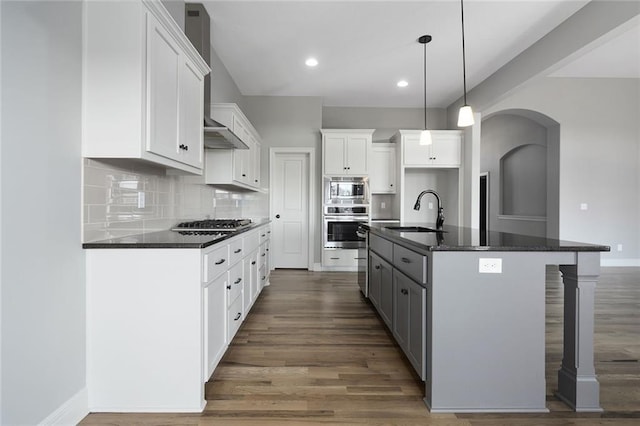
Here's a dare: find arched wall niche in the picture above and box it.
[480,108,560,238]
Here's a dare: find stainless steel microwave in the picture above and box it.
[324,177,368,204]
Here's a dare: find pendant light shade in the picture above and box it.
[418,34,432,145]
[457,0,474,127]
[458,105,474,127]
[419,129,433,145]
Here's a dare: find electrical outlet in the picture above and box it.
[479,258,502,274]
[137,191,145,209]
[617,244,623,252]
[580,203,588,211]
[381,201,386,209]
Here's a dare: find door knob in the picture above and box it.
[275,214,280,219]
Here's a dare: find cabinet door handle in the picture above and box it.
[234,313,241,321]
[261,234,266,237]
[275,214,280,219]
[242,173,247,177]
[401,288,408,295]
[226,285,232,290]
[234,278,242,284]
[251,261,256,265]
[330,257,340,260]
[261,276,266,281]
[215,258,226,265]
[401,257,411,263]
[262,253,266,257]
[234,248,242,254]
[374,265,380,270]
[390,184,393,187]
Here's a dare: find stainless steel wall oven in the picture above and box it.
[323,205,369,249]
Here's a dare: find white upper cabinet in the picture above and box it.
[205,104,262,190]
[395,130,462,167]
[321,129,374,176]
[370,144,397,194]
[83,0,209,174]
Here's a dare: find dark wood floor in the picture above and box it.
[82,267,640,425]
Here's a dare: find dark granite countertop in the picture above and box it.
[83,220,271,249]
[363,222,610,254]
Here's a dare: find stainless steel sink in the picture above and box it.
[384,226,447,233]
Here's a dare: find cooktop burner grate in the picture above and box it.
[172,218,252,232]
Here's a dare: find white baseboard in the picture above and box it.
[39,387,89,426]
[601,258,640,267]
[313,262,323,272]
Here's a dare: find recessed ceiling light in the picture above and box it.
[397,80,409,88]
[305,57,318,67]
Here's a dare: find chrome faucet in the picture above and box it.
[414,190,445,230]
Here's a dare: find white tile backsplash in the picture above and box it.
[82,159,266,242]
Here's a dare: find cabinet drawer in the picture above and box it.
[227,295,243,341]
[323,249,359,267]
[259,243,268,269]
[393,244,427,284]
[229,237,244,265]
[244,230,260,253]
[258,227,269,245]
[227,262,243,306]
[370,234,393,262]
[204,244,229,282]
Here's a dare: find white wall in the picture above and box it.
[484,77,640,264]
[1,1,87,424]
[243,96,324,264]
[322,106,447,141]
[481,113,550,237]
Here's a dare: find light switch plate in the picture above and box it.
[479,258,502,273]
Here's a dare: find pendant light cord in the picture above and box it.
[461,0,468,105]
[423,40,427,131]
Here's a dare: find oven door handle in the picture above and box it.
[324,216,369,221]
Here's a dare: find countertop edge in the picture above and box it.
[365,224,611,254]
[82,220,271,249]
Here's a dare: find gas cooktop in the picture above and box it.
[171,218,252,233]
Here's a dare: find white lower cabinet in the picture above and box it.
[227,292,244,341]
[204,273,227,380]
[323,248,360,268]
[85,223,271,413]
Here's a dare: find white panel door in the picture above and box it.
[272,153,309,268]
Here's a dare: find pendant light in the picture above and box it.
[418,34,433,145]
[457,0,474,127]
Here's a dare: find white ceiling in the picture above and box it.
[203,0,640,108]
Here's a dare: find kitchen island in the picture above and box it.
[364,222,609,413]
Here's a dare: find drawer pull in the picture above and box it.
[261,234,266,237]
[330,257,340,260]
[401,257,411,263]
[251,261,256,265]
[215,258,226,265]
[234,278,242,284]
[234,313,241,321]
[234,248,242,254]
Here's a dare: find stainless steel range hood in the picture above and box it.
[203,117,247,149]
[186,3,248,150]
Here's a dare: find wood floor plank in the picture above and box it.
[81,267,640,425]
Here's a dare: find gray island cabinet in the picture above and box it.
[365,223,610,413]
